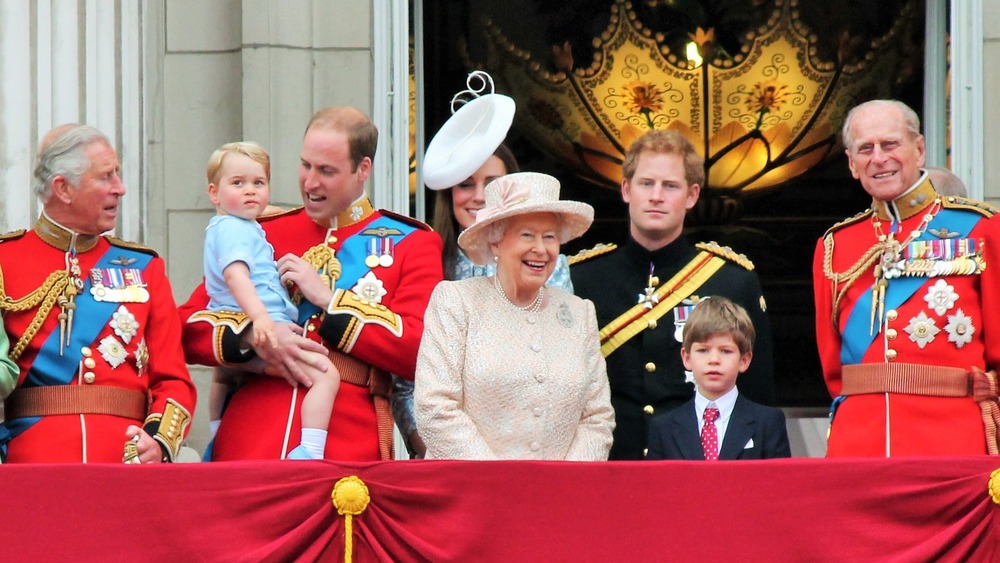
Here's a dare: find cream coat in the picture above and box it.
[415,277,615,460]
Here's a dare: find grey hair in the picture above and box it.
[841,99,921,150]
[33,125,112,202]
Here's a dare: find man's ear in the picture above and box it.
[50,175,75,204]
[356,156,373,183]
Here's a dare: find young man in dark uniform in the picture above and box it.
[572,130,773,460]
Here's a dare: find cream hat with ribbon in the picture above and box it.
[457,172,594,265]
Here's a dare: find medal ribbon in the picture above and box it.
[296,216,417,323]
[840,208,980,365]
[2,246,151,444]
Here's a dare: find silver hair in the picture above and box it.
[33,125,112,202]
[841,99,921,150]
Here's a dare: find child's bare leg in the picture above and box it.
[301,353,340,429]
[209,367,236,439]
[293,353,340,460]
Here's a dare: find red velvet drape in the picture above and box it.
[1,458,997,561]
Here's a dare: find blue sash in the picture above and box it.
[840,209,980,365]
[296,216,417,322]
[2,246,152,447]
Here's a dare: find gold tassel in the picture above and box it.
[332,475,370,562]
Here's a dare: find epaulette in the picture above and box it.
[695,241,754,271]
[258,205,298,221]
[103,235,158,257]
[941,195,998,217]
[0,229,27,243]
[567,243,618,266]
[380,209,433,231]
[822,208,873,237]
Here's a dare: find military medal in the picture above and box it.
[351,272,388,303]
[90,267,150,303]
[110,305,139,344]
[637,264,659,309]
[904,311,939,349]
[379,237,395,268]
[135,338,149,377]
[365,238,380,268]
[98,334,128,368]
[361,226,402,269]
[944,309,975,348]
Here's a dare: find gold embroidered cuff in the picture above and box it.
[146,399,191,462]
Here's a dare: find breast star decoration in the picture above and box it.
[904,311,940,349]
[923,279,958,316]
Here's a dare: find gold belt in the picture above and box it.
[5,386,147,421]
[841,363,971,397]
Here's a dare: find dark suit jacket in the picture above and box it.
[646,395,791,460]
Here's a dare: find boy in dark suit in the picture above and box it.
[646,297,790,460]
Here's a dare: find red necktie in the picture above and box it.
[702,407,720,461]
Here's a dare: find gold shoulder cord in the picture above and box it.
[295,244,342,303]
[822,234,882,327]
[0,265,73,360]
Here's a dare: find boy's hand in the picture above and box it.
[277,254,334,308]
[251,316,278,349]
[254,322,330,387]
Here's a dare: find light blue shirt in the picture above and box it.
[204,214,297,323]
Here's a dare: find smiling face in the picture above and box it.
[451,155,508,230]
[490,212,560,302]
[53,140,126,235]
[298,127,371,225]
[622,151,700,250]
[209,153,271,220]
[845,104,926,202]
[682,333,751,401]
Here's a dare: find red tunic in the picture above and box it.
[813,179,1000,456]
[0,221,196,463]
[179,200,443,461]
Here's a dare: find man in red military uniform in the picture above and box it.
[0,125,196,463]
[813,99,1000,456]
[179,107,443,461]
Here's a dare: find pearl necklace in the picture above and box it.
[493,274,544,313]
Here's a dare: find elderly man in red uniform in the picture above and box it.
[0,124,196,463]
[814,99,1000,456]
[180,107,443,461]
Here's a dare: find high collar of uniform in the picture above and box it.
[34,213,100,252]
[871,172,938,222]
[331,195,375,229]
[623,234,691,268]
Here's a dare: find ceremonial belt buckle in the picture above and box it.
[4,385,147,421]
[841,363,971,397]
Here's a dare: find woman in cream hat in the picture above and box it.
[391,81,573,457]
[414,172,615,460]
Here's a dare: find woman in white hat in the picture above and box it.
[414,172,615,460]
[391,91,573,457]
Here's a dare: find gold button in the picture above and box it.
[886,349,897,361]
[83,358,97,369]
[647,319,657,329]
[81,347,92,357]
[306,323,316,332]
[327,236,338,244]
[643,405,654,415]
[84,372,96,384]
[885,328,897,340]
[645,362,656,373]
[886,309,898,321]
